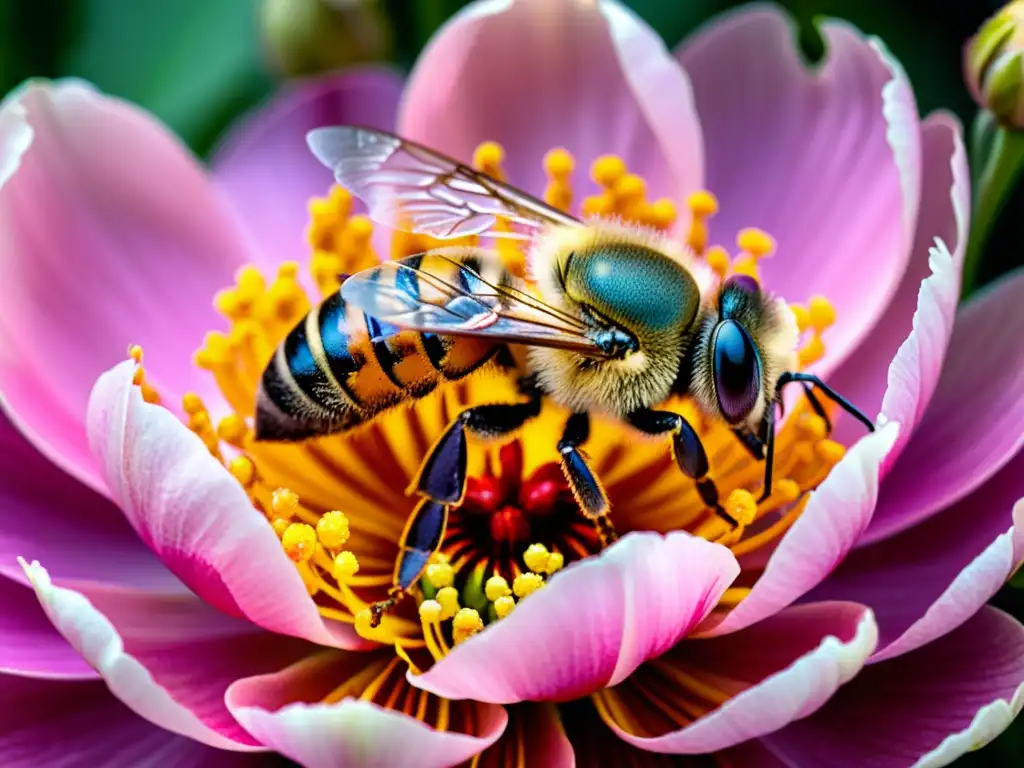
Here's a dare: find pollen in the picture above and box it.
[217,413,249,448]
[493,594,516,618]
[180,393,220,457]
[794,296,836,369]
[271,517,291,537]
[704,246,731,280]
[513,572,544,598]
[272,488,300,520]
[523,542,551,574]
[316,510,351,550]
[331,550,360,583]
[485,574,512,601]
[817,440,847,465]
[545,551,565,574]
[228,455,256,488]
[425,561,455,589]
[647,198,678,230]
[591,155,627,188]
[452,607,484,644]
[282,523,317,562]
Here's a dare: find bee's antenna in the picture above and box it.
[776,372,875,433]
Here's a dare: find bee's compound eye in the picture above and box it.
[712,319,761,423]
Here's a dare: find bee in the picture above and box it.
[255,126,875,625]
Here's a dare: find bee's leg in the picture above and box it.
[800,382,831,432]
[369,390,542,626]
[557,412,616,546]
[731,428,765,460]
[626,408,738,528]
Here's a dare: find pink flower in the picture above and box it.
[2,1,1024,766]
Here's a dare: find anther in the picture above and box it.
[543,148,574,212]
[473,141,505,180]
[808,296,836,331]
[282,523,317,562]
[317,510,351,550]
[217,414,249,448]
[647,198,677,230]
[545,551,565,574]
[419,599,442,623]
[485,575,512,601]
[523,543,551,574]
[425,562,455,589]
[798,413,829,442]
[736,228,775,258]
[436,586,460,620]
[332,551,359,583]
[687,190,719,255]
[724,489,758,526]
[128,344,144,364]
[272,488,300,520]
[452,607,484,644]
[271,518,291,537]
[494,595,515,618]
[773,478,802,503]
[704,246,730,280]
[816,440,846,465]
[513,572,543,599]
[789,304,811,333]
[591,155,627,189]
[228,455,256,488]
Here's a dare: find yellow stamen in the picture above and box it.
[647,198,678,230]
[331,551,360,583]
[724,489,757,527]
[543,148,574,212]
[513,572,543,599]
[271,518,290,537]
[704,245,730,280]
[545,551,565,575]
[473,141,505,180]
[731,227,775,282]
[419,599,442,623]
[452,607,484,644]
[425,562,455,589]
[228,455,255,489]
[795,295,836,369]
[686,190,718,255]
[591,155,626,188]
[282,523,317,562]
[484,575,512,601]
[272,488,300,520]
[217,413,250,448]
[613,173,646,218]
[523,543,551,574]
[494,595,516,618]
[316,510,351,550]
[436,586,460,620]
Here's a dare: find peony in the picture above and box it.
[2,1,1023,766]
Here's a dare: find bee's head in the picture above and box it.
[691,274,799,429]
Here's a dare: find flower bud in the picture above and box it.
[261,0,392,77]
[965,1,1024,129]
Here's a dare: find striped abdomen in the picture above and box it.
[255,286,500,442]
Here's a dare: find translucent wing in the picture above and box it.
[340,251,607,355]
[307,125,582,242]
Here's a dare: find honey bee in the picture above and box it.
[255,126,875,625]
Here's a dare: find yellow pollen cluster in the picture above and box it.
[306,185,378,295]
[578,154,677,229]
[128,345,161,404]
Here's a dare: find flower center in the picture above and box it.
[130,139,846,689]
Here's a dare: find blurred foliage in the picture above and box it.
[1,1,1022,762]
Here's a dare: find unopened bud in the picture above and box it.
[966,1,1024,129]
[261,0,392,77]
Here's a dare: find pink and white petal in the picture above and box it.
[399,0,702,209]
[19,558,320,751]
[212,68,403,269]
[0,409,185,594]
[830,112,969,454]
[0,80,257,493]
[0,675,271,767]
[677,7,921,375]
[864,266,1024,543]
[603,602,877,754]
[698,422,899,638]
[0,576,96,679]
[411,531,738,703]
[227,652,507,768]
[87,360,366,649]
[809,450,1024,662]
[762,607,1024,767]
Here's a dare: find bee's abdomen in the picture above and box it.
[255,289,501,442]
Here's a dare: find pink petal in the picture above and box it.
[607,602,877,754]
[87,360,366,649]
[0,675,270,767]
[227,652,507,768]
[19,558,317,751]
[0,576,95,679]
[0,80,256,494]
[829,113,969,454]
[698,422,899,637]
[211,68,403,268]
[398,0,702,208]
[809,450,1024,662]
[677,6,921,375]
[0,409,185,594]
[863,266,1024,544]
[412,531,739,703]
[762,607,1024,766]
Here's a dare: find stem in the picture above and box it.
[963,121,1024,297]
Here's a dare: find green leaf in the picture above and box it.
[58,0,275,157]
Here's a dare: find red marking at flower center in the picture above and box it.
[490,505,531,544]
